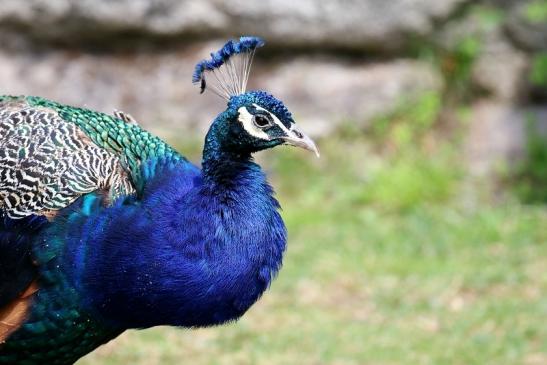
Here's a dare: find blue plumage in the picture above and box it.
[0,215,45,308]
[192,36,265,84]
[0,36,318,364]
[60,156,285,329]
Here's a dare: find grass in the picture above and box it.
[77,129,547,365]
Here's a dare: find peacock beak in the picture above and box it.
[281,125,320,158]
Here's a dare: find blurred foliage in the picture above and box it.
[512,115,547,204]
[362,92,458,211]
[524,0,547,23]
[430,34,481,101]
[473,5,506,28]
[530,52,547,87]
[371,92,442,146]
[410,2,547,207]
[413,5,505,101]
[358,153,458,212]
[273,130,458,214]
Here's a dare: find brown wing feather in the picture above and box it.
[0,281,38,343]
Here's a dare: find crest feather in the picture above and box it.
[192,36,265,100]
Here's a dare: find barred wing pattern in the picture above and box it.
[0,99,135,219]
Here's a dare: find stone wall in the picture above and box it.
[0,0,545,175]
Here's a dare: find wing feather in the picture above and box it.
[0,98,136,219]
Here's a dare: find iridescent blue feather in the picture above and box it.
[192,36,265,98]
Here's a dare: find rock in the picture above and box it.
[0,0,468,52]
[217,0,468,52]
[464,100,547,177]
[530,108,547,136]
[0,44,442,139]
[257,59,443,136]
[0,45,224,138]
[435,7,530,101]
[471,34,529,101]
[434,8,492,50]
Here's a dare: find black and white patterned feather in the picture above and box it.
[0,99,135,219]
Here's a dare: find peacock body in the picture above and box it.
[0,37,317,364]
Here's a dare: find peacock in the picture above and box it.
[0,36,318,364]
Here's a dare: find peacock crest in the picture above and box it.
[192,36,264,99]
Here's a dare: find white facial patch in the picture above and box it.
[237,106,270,140]
[252,104,292,135]
[238,104,295,141]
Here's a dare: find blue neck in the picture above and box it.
[201,116,253,187]
[59,121,287,330]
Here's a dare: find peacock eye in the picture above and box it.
[253,114,271,129]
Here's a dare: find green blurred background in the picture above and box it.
[1,0,546,364]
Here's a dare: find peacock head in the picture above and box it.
[193,36,319,157]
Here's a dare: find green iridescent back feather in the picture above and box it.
[22,96,187,191]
